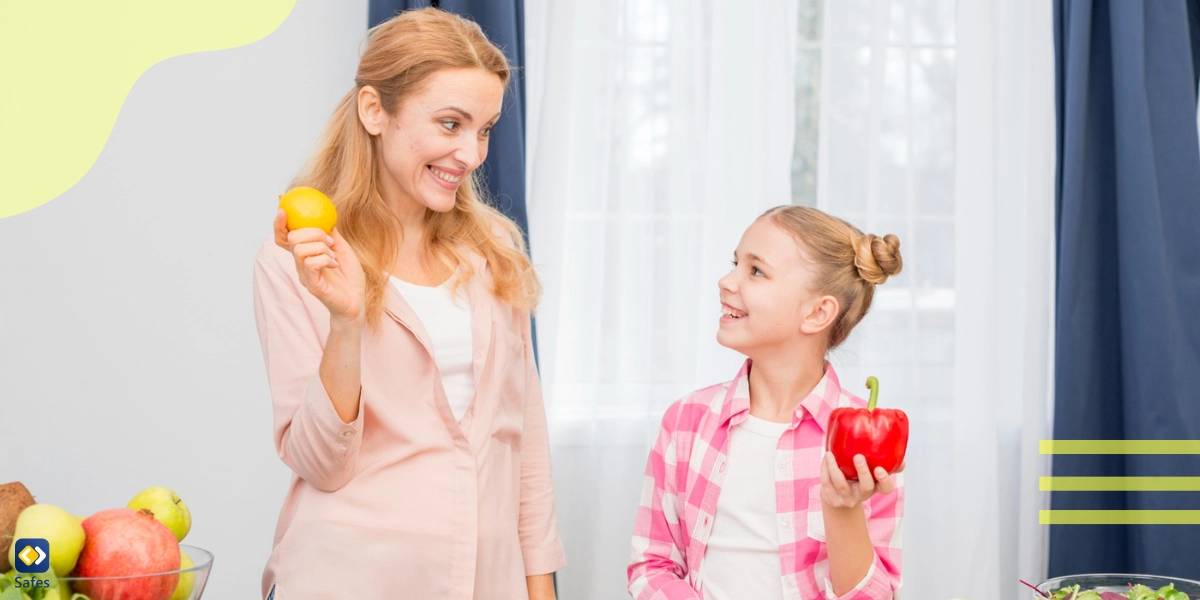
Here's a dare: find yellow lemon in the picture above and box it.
[279,187,337,234]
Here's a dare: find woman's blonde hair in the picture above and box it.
[291,7,539,327]
[760,206,903,349]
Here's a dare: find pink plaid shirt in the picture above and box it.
[628,359,903,600]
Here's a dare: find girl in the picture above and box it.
[628,206,905,600]
[252,9,564,599]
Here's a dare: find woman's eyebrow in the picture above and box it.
[439,106,474,121]
[438,107,502,125]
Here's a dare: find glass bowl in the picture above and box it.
[1035,573,1200,598]
[57,545,213,600]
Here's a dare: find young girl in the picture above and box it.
[252,8,564,599]
[628,206,905,600]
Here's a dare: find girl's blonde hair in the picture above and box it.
[761,206,903,349]
[291,7,539,327]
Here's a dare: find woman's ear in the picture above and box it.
[799,294,840,335]
[358,85,386,136]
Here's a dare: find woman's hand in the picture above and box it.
[274,209,365,323]
[820,451,904,510]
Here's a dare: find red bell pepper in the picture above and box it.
[825,376,909,481]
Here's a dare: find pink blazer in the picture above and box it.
[252,239,566,599]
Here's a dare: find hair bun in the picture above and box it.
[853,233,903,284]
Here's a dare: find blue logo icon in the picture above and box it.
[13,538,50,573]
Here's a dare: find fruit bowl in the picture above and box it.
[59,545,213,600]
[1034,573,1200,599]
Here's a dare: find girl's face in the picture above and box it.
[716,218,839,357]
[360,68,504,214]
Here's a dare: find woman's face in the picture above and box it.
[716,218,838,357]
[360,68,504,214]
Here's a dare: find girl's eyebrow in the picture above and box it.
[734,251,772,269]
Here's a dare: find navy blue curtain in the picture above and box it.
[1051,0,1200,579]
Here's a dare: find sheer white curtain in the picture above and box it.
[800,0,1056,598]
[526,0,799,596]
[526,0,1055,598]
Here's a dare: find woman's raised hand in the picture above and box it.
[274,208,366,323]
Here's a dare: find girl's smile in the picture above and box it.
[719,301,748,322]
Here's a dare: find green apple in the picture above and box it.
[166,550,195,600]
[127,487,190,542]
[30,568,64,600]
[5,505,85,577]
[54,576,70,599]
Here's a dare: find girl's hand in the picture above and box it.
[819,451,904,510]
[274,208,365,323]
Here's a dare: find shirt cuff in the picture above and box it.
[523,537,568,576]
[643,578,703,600]
[303,375,362,442]
[823,552,894,600]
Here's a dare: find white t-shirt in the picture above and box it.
[701,414,791,600]
[389,276,476,422]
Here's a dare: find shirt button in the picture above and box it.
[342,430,354,438]
[778,515,791,527]
[777,459,787,469]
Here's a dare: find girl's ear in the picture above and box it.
[358,85,386,136]
[799,294,840,335]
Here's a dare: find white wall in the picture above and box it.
[0,0,367,596]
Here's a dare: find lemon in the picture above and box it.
[279,187,337,234]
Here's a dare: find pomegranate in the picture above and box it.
[73,508,180,600]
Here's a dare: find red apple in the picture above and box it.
[73,508,181,600]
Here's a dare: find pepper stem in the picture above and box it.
[866,376,879,411]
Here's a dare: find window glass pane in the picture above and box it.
[798,0,824,43]
[912,48,956,216]
[792,49,822,206]
[910,0,955,46]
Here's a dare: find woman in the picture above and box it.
[252,8,565,599]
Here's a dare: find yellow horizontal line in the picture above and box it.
[1040,510,1200,525]
[1040,440,1200,454]
[1040,477,1200,491]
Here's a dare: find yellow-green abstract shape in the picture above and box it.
[0,0,296,219]
[1040,476,1200,491]
[1040,510,1200,525]
[1040,440,1200,454]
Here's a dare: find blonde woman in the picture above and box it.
[252,8,564,599]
